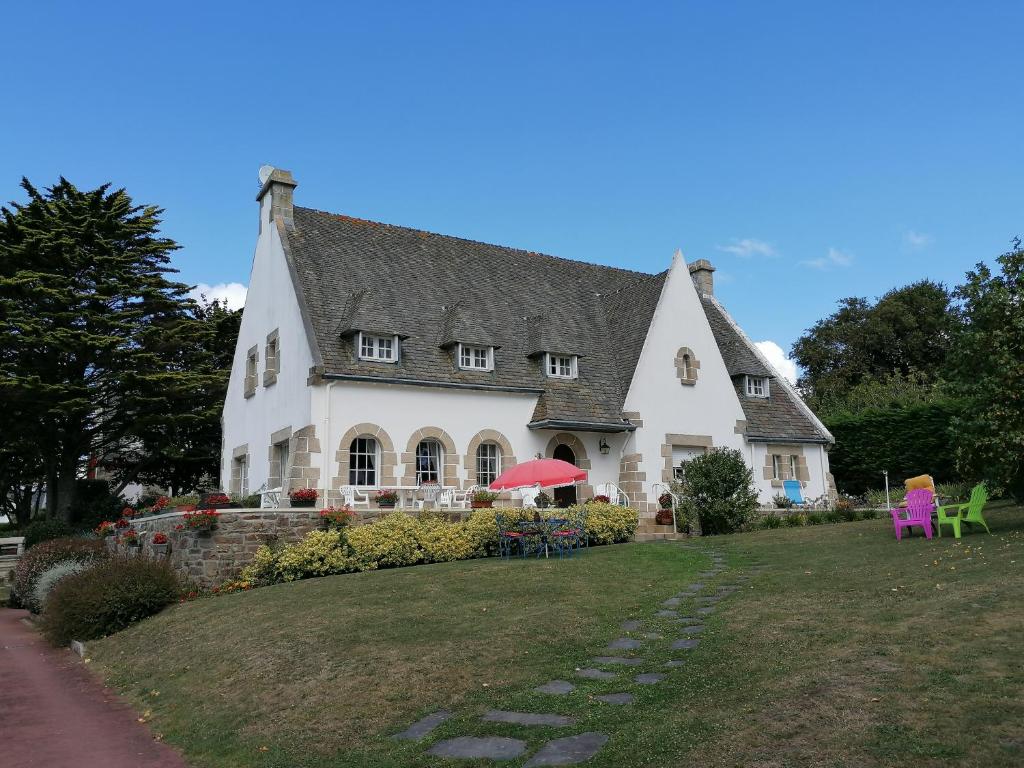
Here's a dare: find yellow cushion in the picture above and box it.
[904,474,936,493]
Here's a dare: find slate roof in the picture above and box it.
[286,207,664,429]
[700,297,832,443]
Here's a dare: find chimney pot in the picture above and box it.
[688,258,715,295]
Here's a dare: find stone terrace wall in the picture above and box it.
[128,509,321,588]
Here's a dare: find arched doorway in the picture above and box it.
[552,444,577,507]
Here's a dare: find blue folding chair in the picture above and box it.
[783,479,807,507]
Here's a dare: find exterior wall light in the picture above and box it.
[598,437,610,455]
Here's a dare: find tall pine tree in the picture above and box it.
[0,177,218,519]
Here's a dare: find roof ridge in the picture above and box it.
[294,206,659,281]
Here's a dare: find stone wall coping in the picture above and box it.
[128,508,312,524]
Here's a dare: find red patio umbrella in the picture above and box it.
[489,458,587,490]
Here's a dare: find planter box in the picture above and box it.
[290,499,316,508]
[471,501,494,509]
[151,543,169,556]
[376,502,397,509]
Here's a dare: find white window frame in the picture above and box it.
[475,442,501,486]
[358,332,399,363]
[545,353,578,379]
[789,455,799,480]
[349,436,379,487]
[458,343,494,372]
[771,454,782,481]
[746,375,769,398]
[416,439,442,485]
[235,454,249,496]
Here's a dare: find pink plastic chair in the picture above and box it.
[890,488,935,541]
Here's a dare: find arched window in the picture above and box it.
[416,439,442,484]
[349,437,378,486]
[475,442,501,486]
[681,353,692,379]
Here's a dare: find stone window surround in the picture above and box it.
[267,426,292,491]
[263,329,280,387]
[464,429,517,486]
[762,443,810,487]
[660,433,713,484]
[332,423,399,500]
[230,443,249,495]
[400,427,459,487]
[284,424,321,495]
[244,346,258,398]
[674,347,700,386]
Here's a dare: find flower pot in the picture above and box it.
[105,537,118,552]
[377,501,396,509]
[152,543,169,556]
[290,499,316,508]
[471,500,493,509]
[655,509,674,526]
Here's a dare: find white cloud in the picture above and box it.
[189,282,247,310]
[801,247,853,270]
[754,340,798,384]
[716,238,777,258]
[904,230,933,250]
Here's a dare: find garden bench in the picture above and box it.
[0,536,26,584]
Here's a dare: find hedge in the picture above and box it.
[10,537,108,610]
[234,504,638,588]
[824,399,966,494]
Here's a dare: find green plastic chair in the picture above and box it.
[935,484,991,538]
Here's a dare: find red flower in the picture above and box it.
[152,532,168,544]
[289,488,319,501]
[122,506,137,518]
[115,518,130,528]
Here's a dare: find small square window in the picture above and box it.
[358,333,398,363]
[746,376,768,398]
[546,353,577,379]
[458,344,493,371]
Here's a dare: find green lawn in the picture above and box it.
[89,505,1024,768]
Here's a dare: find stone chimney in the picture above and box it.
[256,167,298,230]
[688,258,716,295]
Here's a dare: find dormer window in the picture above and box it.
[458,344,493,371]
[745,375,769,398]
[358,332,398,363]
[545,353,578,379]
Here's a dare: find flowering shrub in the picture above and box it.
[121,506,137,518]
[320,506,355,529]
[591,494,611,504]
[773,494,794,509]
[240,530,376,585]
[152,532,169,545]
[179,510,219,530]
[204,493,232,505]
[570,502,638,544]
[11,538,108,611]
[115,518,130,529]
[415,515,476,562]
[658,492,673,509]
[30,560,93,614]
[95,521,116,538]
[375,489,399,505]
[120,529,139,545]
[289,488,318,502]
[346,512,422,568]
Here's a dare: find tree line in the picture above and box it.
[0,178,240,526]
[791,240,1024,499]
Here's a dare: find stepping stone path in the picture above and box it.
[428,736,527,760]
[525,732,610,767]
[536,680,576,695]
[606,637,643,651]
[576,668,616,680]
[634,673,665,684]
[406,547,741,765]
[672,638,700,650]
[596,692,634,705]
[592,656,644,666]
[392,709,453,741]
[484,710,576,727]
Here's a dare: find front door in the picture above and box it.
[552,444,577,507]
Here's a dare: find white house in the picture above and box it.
[221,167,835,524]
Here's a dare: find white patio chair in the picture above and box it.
[520,485,541,509]
[593,482,629,506]
[340,485,371,509]
[414,483,441,510]
[259,486,283,508]
[453,485,479,510]
[436,489,456,510]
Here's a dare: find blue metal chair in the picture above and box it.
[495,513,528,559]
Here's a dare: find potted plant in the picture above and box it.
[471,489,499,509]
[121,506,137,519]
[591,494,611,504]
[376,489,399,509]
[177,509,220,534]
[120,528,140,547]
[656,492,674,525]
[199,492,238,509]
[289,488,319,508]
[151,531,170,555]
[535,491,552,509]
[320,505,356,529]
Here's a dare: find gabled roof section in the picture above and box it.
[286,207,660,427]
[700,296,833,443]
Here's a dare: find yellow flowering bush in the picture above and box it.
[239,530,376,585]
[416,515,476,563]
[346,511,423,568]
[575,502,638,544]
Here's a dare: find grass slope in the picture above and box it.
[90,507,1024,767]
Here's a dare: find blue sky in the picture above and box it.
[3,1,1021,378]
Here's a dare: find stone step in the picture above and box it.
[634,532,685,542]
